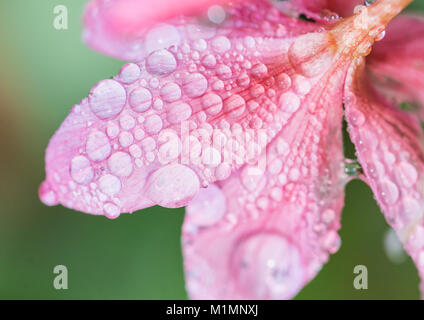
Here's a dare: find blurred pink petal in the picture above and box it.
[83,0,244,60]
[344,57,424,296]
[367,15,424,120]
[182,54,348,299]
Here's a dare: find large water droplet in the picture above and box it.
[183,73,208,98]
[232,233,304,299]
[86,131,111,161]
[118,63,140,84]
[89,80,126,120]
[201,93,223,115]
[211,36,231,53]
[146,49,177,75]
[160,82,181,102]
[145,164,200,208]
[186,184,226,227]
[71,155,94,184]
[108,152,133,177]
[129,87,152,113]
[224,95,246,118]
[380,179,399,205]
[167,102,192,124]
[98,174,121,196]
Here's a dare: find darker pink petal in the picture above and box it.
[182,39,350,299]
[367,15,424,120]
[345,58,424,296]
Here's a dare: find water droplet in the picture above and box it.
[146,49,177,75]
[216,64,232,80]
[207,5,226,24]
[145,164,200,208]
[384,228,406,264]
[129,87,152,113]
[224,95,246,118]
[250,84,265,98]
[98,174,121,196]
[144,114,163,134]
[380,179,399,205]
[232,233,303,299]
[201,54,217,68]
[103,202,120,219]
[119,114,135,130]
[279,91,300,113]
[216,163,231,180]
[183,73,208,98]
[39,182,58,206]
[108,152,133,177]
[211,36,231,53]
[251,63,268,78]
[118,63,140,84]
[160,82,181,102]
[186,184,226,226]
[167,102,192,124]
[119,131,134,147]
[292,75,311,95]
[201,93,223,116]
[71,155,93,184]
[349,110,365,126]
[395,162,418,188]
[89,80,126,119]
[86,131,111,161]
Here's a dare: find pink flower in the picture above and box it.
[39,0,424,299]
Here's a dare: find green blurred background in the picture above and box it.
[0,0,423,299]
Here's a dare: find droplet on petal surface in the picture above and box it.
[232,233,304,299]
[70,156,93,184]
[145,164,200,208]
[201,93,223,115]
[183,73,208,98]
[86,130,111,161]
[160,82,182,102]
[224,95,246,118]
[145,49,177,75]
[118,63,140,84]
[167,102,192,124]
[89,80,126,119]
[108,152,133,177]
[98,174,121,196]
[186,184,226,227]
[211,36,231,53]
[129,87,152,113]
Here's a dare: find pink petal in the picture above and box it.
[83,0,317,61]
[182,43,350,299]
[345,58,424,296]
[367,15,424,120]
[40,1,322,218]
